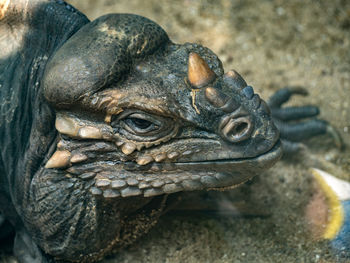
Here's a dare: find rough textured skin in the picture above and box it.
[0,1,330,262]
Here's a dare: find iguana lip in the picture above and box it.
[124,139,282,172]
[173,139,282,166]
[86,140,282,198]
[167,139,282,177]
[115,140,282,197]
[164,140,282,189]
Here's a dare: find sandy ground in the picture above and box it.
[1,0,349,262]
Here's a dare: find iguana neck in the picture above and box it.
[0,0,89,214]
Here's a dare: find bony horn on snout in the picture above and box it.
[223,69,247,90]
[205,87,229,108]
[188,52,216,88]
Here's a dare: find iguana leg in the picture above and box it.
[267,87,343,153]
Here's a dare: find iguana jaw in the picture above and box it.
[164,139,282,172]
[122,139,283,194]
[45,135,281,198]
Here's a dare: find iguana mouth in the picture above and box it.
[173,139,282,165]
[125,139,282,170]
[85,140,282,198]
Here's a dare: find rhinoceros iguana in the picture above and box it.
[0,0,337,262]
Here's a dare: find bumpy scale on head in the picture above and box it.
[42,16,282,201]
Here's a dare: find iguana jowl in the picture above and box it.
[0,1,334,262]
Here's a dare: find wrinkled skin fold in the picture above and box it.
[0,1,332,262]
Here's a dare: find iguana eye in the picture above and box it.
[111,111,175,141]
[126,117,153,130]
[123,114,159,134]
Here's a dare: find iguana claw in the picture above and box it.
[268,87,344,153]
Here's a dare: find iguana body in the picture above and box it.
[0,1,331,262]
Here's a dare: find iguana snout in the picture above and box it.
[188,52,254,144]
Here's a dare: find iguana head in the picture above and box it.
[42,14,281,199]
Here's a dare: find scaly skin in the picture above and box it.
[0,1,332,262]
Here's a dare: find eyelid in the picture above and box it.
[125,118,158,133]
[110,109,176,142]
[128,113,159,123]
[117,111,153,121]
[118,111,163,127]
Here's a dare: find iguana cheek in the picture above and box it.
[70,153,88,163]
[54,112,179,154]
[78,126,103,139]
[154,153,167,162]
[55,113,113,140]
[45,150,71,169]
[135,155,154,166]
[118,142,136,155]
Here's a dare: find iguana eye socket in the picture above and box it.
[111,111,175,141]
[123,114,159,134]
[127,117,153,130]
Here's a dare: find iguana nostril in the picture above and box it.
[220,117,253,143]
